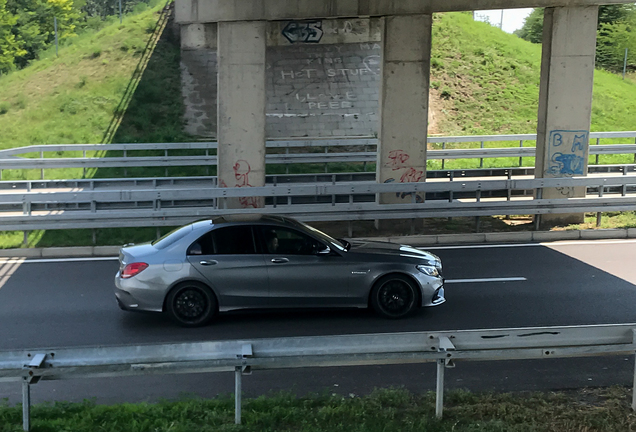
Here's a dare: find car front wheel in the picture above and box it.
[166,282,217,327]
[370,275,418,319]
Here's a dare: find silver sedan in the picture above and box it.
[114,215,445,326]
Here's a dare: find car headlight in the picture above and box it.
[416,265,439,277]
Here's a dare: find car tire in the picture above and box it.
[166,281,217,327]
[370,274,418,319]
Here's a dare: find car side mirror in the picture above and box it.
[316,245,331,256]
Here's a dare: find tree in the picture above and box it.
[597,18,636,72]
[515,5,636,72]
[7,0,81,68]
[514,8,543,44]
[0,0,26,73]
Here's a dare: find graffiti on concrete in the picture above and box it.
[384,178,424,203]
[400,167,424,183]
[546,130,588,176]
[282,21,324,43]
[556,186,576,198]
[388,150,410,170]
[231,160,259,208]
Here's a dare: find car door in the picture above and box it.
[256,225,356,308]
[187,225,269,309]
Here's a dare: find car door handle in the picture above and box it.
[199,260,218,266]
[271,258,289,264]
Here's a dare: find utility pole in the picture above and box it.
[500,9,504,29]
[623,48,629,80]
[119,0,123,24]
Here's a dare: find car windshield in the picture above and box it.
[151,225,193,249]
[296,221,347,252]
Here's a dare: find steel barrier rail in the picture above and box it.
[1,145,635,172]
[1,188,636,232]
[2,165,635,193]
[5,175,636,208]
[1,131,634,158]
[1,323,635,430]
[0,138,379,157]
[2,196,636,231]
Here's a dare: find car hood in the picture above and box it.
[348,240,440,264]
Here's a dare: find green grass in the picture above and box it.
[429,12,636,169]
[1,387,635,431]
[0,1,190,152]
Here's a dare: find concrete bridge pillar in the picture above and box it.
[535,6,598,226]
[217,21,267,208]
[377,14,432,205]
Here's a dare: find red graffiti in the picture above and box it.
[388,150,410,170]
[400,167,424,183]
[231,160,260,208]
[219,180,228,188]
[233,160,253,187]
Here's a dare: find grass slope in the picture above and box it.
[431,12,636,137]
[0,2,186,150]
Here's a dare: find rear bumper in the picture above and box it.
[114,273,165,313]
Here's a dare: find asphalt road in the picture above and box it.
[1,239,636,405]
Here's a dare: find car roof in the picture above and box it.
[209,214,298,227]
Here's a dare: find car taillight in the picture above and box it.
[121,262,149,279]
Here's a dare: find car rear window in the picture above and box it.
[151,225,192,250]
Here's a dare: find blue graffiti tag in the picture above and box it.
[571,134,586,152]
[547,130,588,176]
[551,152,585,175]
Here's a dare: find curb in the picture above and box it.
[0,228,633,258]
[358,227,636,247]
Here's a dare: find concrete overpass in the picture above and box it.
[174,0,633,224]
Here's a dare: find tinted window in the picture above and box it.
[259,226,323,255]
[189,226,256,255]
[152,225,192,250]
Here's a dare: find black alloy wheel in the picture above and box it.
[166,282,217,327]
[371,275,418,319]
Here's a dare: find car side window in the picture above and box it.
[188,226,256,255]
[259,226,322,255]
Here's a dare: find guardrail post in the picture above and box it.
[519,140,523,167]
[479,141,484,168]
[22,378,30,431]
[235,366,242,424]
[632,329,636,411]
[40,151,44,180]
[441,142,446,169]
[435,359,445,419]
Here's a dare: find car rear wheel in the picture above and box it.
[166,282,217,327]
[370,275,418,319]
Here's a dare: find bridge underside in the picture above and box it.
[174,0,629,225]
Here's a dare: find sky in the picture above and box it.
[474,8,534,33]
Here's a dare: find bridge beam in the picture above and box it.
[175,0,632,24]
[535,6,598,226]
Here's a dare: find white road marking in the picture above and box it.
[0,257,118,264]
[445,277,527,284]
[420,239,636,251]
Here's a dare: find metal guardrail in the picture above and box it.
[1,176,635,231]
[0,132,635,177]
[2,323,635,430]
